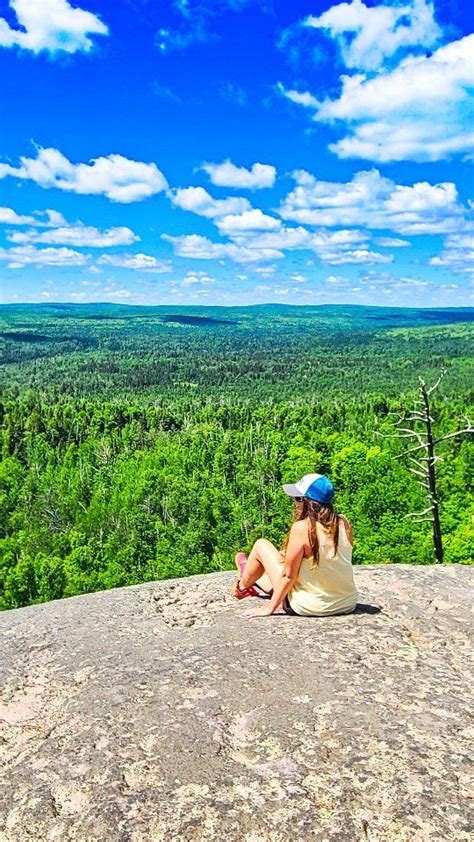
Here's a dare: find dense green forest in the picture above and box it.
[1,302,473,610]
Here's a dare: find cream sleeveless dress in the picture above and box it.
[282,519,358,617]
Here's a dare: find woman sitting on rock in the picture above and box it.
[233,473,358,618]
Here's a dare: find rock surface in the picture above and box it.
[1,564,473,841]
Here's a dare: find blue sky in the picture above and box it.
[0,0,473,307]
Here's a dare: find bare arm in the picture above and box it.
[340,515,353,545]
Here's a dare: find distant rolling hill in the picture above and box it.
[1,301,473,331]
[1,302,472,400]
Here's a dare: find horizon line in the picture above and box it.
[1,301,473,312]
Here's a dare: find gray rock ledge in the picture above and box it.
[1,564,473,841]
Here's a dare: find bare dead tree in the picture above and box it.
[376,369,473,564]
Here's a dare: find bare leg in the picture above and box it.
[236,551,273,593]
[239,539,284,592]
[255,570,273,593]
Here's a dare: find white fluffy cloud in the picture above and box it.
[429,233,474,275]
[0,207,69,226]
[0,245,89,269]
[375,237,410,247]
[1,206,140,248]
[181,271,216,286]
[277,84,319,109]
[169,186,251,218]
[0,0,108,55]
[290,274,307,283]
[97,254,172,273]
[201,160,277,189]
[216,209,282,236]
[318,247,392,265]
[305,0,441,71]
[164,175,397,266]
[162,234,284,264]
[225,226,386,265]
[0,207,38,226]
[226,225,310,251]
[163,225,392,266]
[280,34,474,162]
[34,210,68,227]
[8,223,138,248]
[0,147,168,203]
[253,266,276,275]
[278,168,470,235]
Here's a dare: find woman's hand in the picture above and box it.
[246,606,275,618]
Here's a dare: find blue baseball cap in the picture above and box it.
[282,473,335,505]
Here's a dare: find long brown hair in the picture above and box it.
[280,498,341,569]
